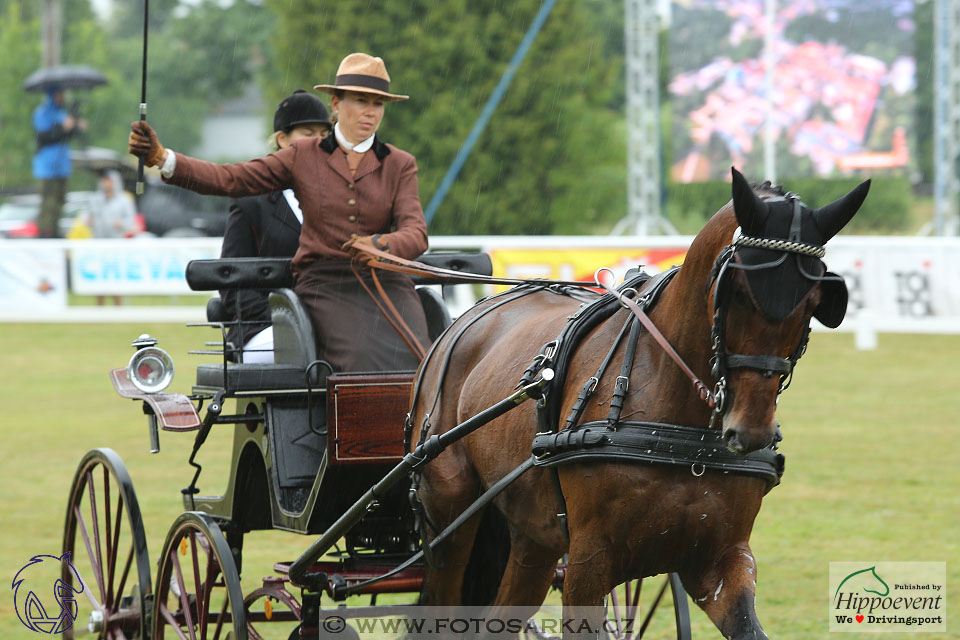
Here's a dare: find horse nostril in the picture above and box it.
[723,428,743,453]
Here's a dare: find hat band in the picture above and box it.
[335,74,390,94]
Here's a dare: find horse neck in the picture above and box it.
[642,206,738,423]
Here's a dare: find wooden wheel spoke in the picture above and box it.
[73,502,106,604]
[86,470,106,604]
[609,588,624,637]
[114,541,135,612]
[635,577,669,638]
[161,601,193,640]
[107,492,124,608]
[172,540,199,640]
[189,532,213,640]
[202,544,222,640]
[211,595,229,640]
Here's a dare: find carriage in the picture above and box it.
[61,251,692,640]
[61,169,868,640]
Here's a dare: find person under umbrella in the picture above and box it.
[33,87,86,237]
[129,53,430,372]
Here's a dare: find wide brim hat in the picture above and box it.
[314,53,408,102]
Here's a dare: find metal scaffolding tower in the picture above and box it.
[934,0,960,235]
[614,0,676,236]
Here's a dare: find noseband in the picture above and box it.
[706,195,840,428]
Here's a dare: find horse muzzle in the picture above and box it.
[721,414,779,454]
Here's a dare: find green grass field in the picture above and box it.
[0,324,956,639]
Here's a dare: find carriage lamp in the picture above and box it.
[128,334,175,394]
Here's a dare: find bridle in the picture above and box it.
[704,194,842,428]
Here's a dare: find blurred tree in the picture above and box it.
[0,1,41,190]
[264,0,627,235]
[0,0,275,190]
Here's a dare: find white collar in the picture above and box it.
[334,122,375,153]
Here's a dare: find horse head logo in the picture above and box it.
[834,566,890,602]
[11,553,84,634]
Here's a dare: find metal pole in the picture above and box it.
[288,370,553,585]
[763,0,777,184]
[423,0,558,225]
[41,0,61,68]
[934,0,947,236]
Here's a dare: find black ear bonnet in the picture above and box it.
[728,169,869,329]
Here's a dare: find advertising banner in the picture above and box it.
[69,238,220,295]
[0,244,67,311]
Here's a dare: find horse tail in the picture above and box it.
[460,505,511,605]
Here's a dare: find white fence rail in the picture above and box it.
[1,236,959,334]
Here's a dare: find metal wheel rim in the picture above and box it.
[152,511,248,640]
[62,447,152,640]
[243,583,301,640]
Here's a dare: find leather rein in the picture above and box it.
[351,220,829,426]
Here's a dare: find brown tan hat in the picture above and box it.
[314,53,409,102]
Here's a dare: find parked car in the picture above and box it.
[136,181,229,237]
[0,191,101,238]
[0,148,229,239]
[73,147,230,238]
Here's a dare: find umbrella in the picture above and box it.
[22,65,107,92]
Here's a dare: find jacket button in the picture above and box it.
[347,183,355,190]
[348,215,356,222]
[350,233,358,239]
[348,198,357,206]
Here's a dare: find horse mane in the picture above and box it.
[751,180,785,197]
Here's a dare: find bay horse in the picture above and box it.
[408,168,869,638]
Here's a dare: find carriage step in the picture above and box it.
[273,560,424,595]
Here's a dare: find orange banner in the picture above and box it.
[488,246,688,291]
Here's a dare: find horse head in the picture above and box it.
[711,168,869,453]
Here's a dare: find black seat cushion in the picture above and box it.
[195,363,317,392]
[416,286,452,342]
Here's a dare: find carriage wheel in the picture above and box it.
[603,573,691,640]
[152,512,248,640]
[62,448,152,640]
[243,580,301,640]
[524,573,691,640]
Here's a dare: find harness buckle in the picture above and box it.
[615,375,629,392]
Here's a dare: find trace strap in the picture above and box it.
[595,275,718,410]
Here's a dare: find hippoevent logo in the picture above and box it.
[11,553,84,634]
[829,562,946,633]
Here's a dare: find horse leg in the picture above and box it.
[482,534,562,638]
[561,537,617,639]
[683,543,768,640]
[416,444,485,607]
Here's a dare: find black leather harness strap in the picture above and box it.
[532,421,785,494]
[606,317,642,428]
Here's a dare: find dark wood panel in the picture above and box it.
[327,372,414,464]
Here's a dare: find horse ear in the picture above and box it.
[731,167,767,234]
[812,179,871,242]
[813,275,849,328]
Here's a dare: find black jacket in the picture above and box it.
[219,190,301,349]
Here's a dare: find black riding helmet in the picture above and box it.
[273,89,331,133]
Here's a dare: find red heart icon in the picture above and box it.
[856,615,864,623]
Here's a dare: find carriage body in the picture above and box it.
[63,247,706,640]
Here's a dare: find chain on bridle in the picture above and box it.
[706,194,842,428]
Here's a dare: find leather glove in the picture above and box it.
[341,235,377,267]
[128,121,167,168]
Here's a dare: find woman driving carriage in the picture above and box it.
[129,53,430,372]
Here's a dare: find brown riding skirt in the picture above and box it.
[294,260,429,373]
